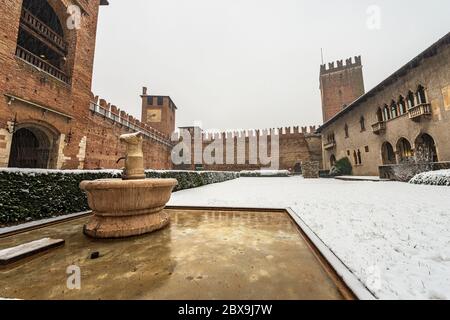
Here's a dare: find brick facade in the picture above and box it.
[85,96,173,170]
[173,126,322,172]
[0,0,107,169]
[320,56,365,122]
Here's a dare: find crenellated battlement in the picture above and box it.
[320,56,362,75]
[173,125,320,141]
[89,95,173,147]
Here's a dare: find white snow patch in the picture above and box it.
[169,176,450,300]
[410,169,450,186]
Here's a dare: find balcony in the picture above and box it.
[20,8,68,55]
[323,141,336,150]
[408,103,432,121]
[15,46,70,84]
[371,121,386,135]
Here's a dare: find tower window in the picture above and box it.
[147,96,153,105]
[157,97,164,106]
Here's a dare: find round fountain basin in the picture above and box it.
[80,178,178,238]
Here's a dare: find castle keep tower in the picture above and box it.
[320,56,365,122]
[140,87,177,137]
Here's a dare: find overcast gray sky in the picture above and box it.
[92,0,450,130]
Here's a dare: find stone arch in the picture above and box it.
[17,0,78,79]
[8,122,61,169]
[415,133,438,163]
[396,137,413,163]
[381,141,396,165]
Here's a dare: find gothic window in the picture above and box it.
[344,124,349,138]
[407,91,415,109]
[360,116,366,131]
[390,101,398,118]
[357,150,362,164]
[376,107,383,122]
[416,85,427,104]
[383,105,390,120]
[398,96,406,115]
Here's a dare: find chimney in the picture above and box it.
[142,86,148,96]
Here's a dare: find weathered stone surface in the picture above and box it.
[302,161,320,179]
[81,178,177,238]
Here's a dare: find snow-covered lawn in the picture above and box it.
[169,176,450,300]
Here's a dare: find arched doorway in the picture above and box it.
[415,133,438,163]
[293,162,302,175]
[396,138,413,163]
[381,142,396,165]
[8,126,55,168]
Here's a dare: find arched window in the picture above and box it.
[381,142,396,165]
[353,150,358,165]
[344,124,349,138]
[416,85,427,104]
[407,91,415,109]
[360,116,366,131]
[398,96,406,115]
[383,105,390,121]
[390,101,398,118]
[415,133,438,163]
[357,150,362,165]
[397,138,413,163]
[376,108,383,122]
[15,0,70,83]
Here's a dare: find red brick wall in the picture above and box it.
[0,0,104,169]
[320,57,365,123]
[141,93,176,137]
[174,126,322,171]
[84,97,173,170]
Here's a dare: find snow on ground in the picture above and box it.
[169,176,450,300]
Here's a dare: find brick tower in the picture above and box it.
[140,87,177,136]
[320,56,365,123]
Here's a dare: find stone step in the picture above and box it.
[0,238,65,266]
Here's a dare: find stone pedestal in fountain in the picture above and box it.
[80,132,177,239]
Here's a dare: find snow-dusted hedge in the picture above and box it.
[239,170,290,177]
[0,169,238,225]
[409,169,450,186]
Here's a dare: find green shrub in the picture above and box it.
[330,157,353,176]
[0,169,238,226]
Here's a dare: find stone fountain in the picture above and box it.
[80,132,177,239]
